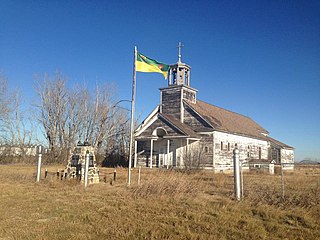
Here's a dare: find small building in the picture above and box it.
[65,143,99,184]
[248,159,276,174]
[133,51,294,172]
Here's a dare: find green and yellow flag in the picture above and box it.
[135,52,170,79]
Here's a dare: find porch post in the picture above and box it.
[150,139,154,168]
[134,140,137,168]
[166,139,170,169]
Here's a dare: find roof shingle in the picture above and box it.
[186,100,269,139]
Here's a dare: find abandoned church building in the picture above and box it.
[133,55,294,172]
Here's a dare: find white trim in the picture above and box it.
[135,111,159,136]
[135,106,159,135]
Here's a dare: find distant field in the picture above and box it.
[0,164,319,239]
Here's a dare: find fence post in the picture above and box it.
[113,168,117,181]
[240,160,244,198]
[36,146,42,182]
[233,148,241,200]
[138,166,141,186]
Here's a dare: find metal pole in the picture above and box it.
[233,148,241,200]
[84,152,89,188]
[128,46,137,186]
[36,146,42,182]
[240,160,244,198]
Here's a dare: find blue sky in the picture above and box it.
[1,0,319,161]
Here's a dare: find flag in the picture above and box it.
[135,52,170,79]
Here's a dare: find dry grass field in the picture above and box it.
[0,164,319,240]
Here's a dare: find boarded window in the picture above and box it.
[228,143,230,151]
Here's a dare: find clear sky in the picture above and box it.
[1,0,319,161]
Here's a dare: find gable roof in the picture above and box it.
[266,136,294,149]
[186,100,269,139]
[135,110,198,139]
[160,114,197,137]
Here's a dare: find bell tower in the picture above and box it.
[168,42,191,86]
[160,43,197,122]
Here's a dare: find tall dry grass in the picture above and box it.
[0,164,319,239]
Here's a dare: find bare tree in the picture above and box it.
[34,73,68,161]
[183,140,207,171]
[34,72,130,163]
[0,75,13,135]
[0,75,37,162]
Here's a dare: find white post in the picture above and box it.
[36,146,42,182]
[84,152,90,188]
[138,166,141,186]
[233,148,241,201]
[150,139,154,168]
[166,139,170,169]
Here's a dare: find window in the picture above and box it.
[228,143,230,151]
[259,147,262,159]
[221,142,223,150]
[153,128,167,138]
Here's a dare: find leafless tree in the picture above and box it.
[0,75,37,162]
[0,75,13,134]
[183,140,207,171]
[34,72,130,163]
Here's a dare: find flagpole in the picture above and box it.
[128,46,137,186]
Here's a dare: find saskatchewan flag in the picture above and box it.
[136,52,170,79]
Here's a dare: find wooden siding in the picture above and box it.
[161,87,181,119]
[138,118,184,138]
[184,104,212,130]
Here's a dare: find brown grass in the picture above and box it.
[0,164,319,239]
